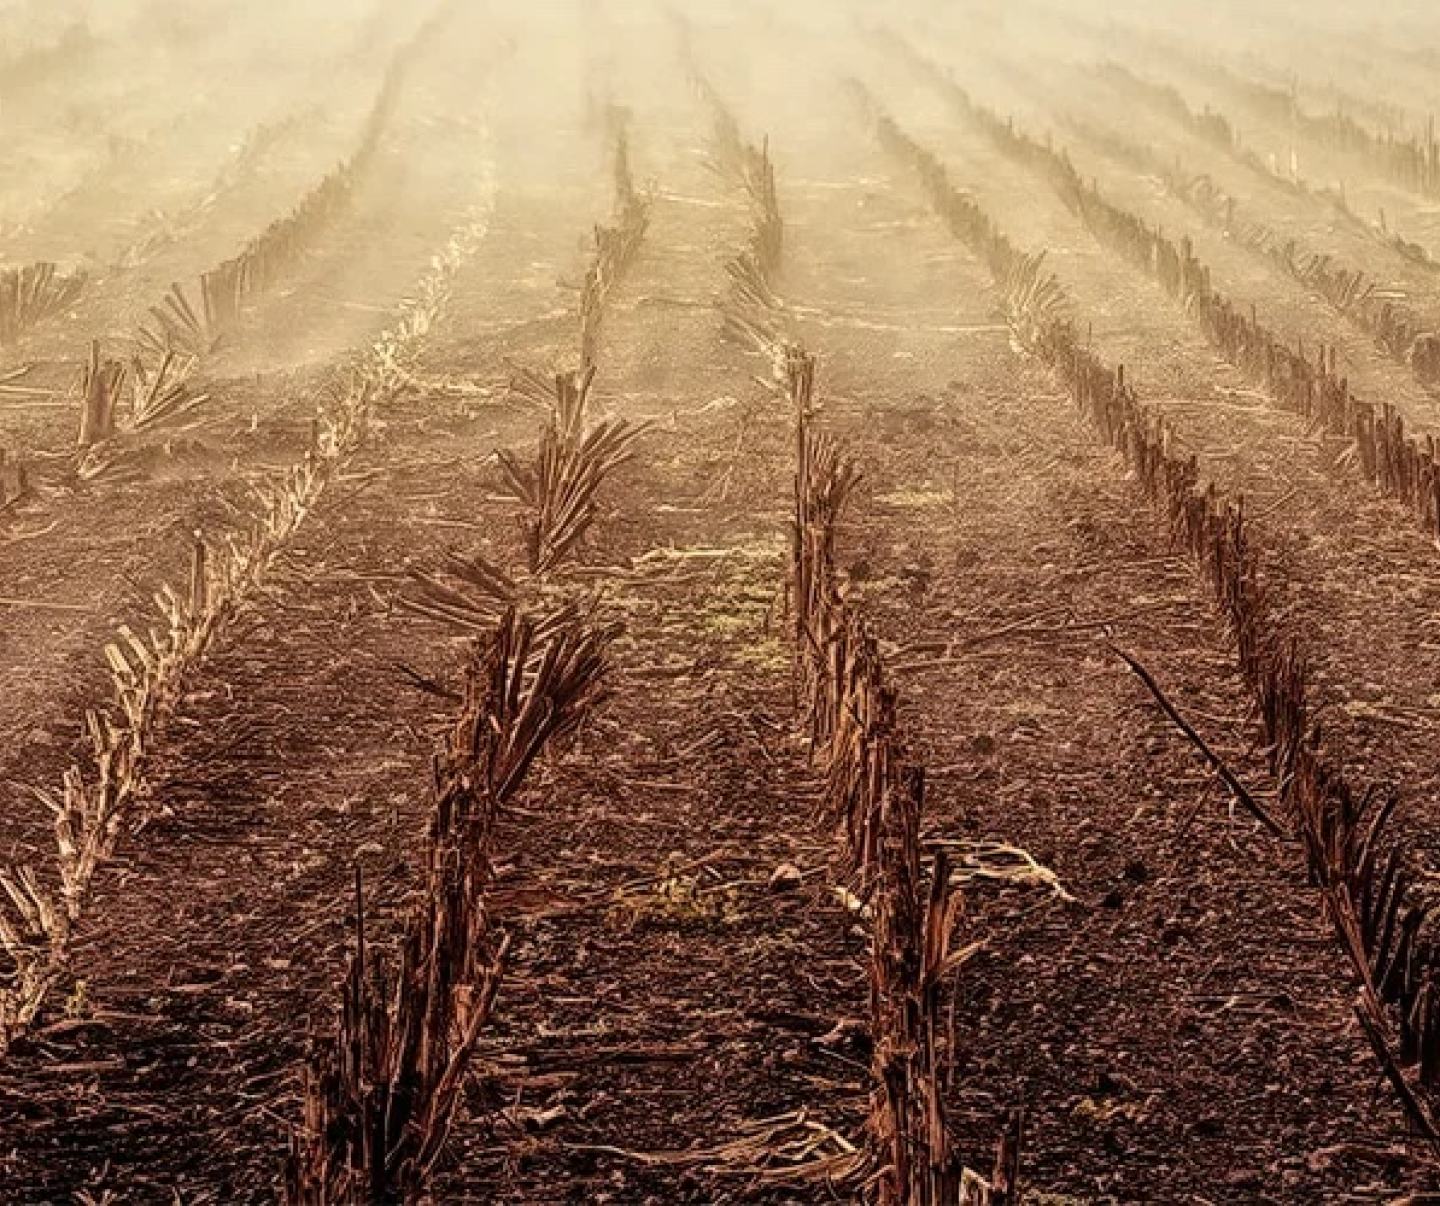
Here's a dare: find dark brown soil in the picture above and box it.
[5,5,1440,1204]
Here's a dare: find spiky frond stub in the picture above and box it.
[285,607,612,1203]
[0,262,85,345]
[497,369,647,575]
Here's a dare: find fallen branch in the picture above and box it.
[1110,643,1284,836]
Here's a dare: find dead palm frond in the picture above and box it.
[740,137,783,278]
[499,418,646,574]
[696,75,748,185]
[507,364,565,411]
[0,262,85,344]
[726,251,780,316]
[550,366,592,447]
[723,249,786,354]
[724,305,782,358]
[448,604,615,811]
[129,349,210,431]
[1000,250,1066,334]
[578,120,651,371]
[138,280,226,359]
[400,552,518,632]
[498,369,647,574]
[579,208,649,370]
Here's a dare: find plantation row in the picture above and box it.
[1086,58,1440,271]
[0,66,652,1192]
[859,83,1440,1141]
[0,7,468,539]
[1058,113,1440,386]
[11,3,1440,1198]
[1112,23,1440,203]
[292,105,650,1199]
[679,47,1031,1197]
[1009,0,1440,220]
[892,38,1440,547]
[0,119,498,1066]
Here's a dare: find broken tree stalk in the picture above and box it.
[1110,643,1284,836]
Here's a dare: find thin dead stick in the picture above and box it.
[392,661,461,701]
[957,604,1073,648]
[1110,643,1284,837]
[0,596,95,612]
[895,601,1192,672]
[892,606,1072,670]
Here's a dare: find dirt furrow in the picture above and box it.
[442,51,865,1200]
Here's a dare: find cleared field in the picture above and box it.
[4,0,1440,1201]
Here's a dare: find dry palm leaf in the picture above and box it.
[138,280,224,358]
[0,262,85,344]
[129,349,210,431]
[499,369,647,574]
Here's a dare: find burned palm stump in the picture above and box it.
[75,342,125,449]
[284,607,612,1203]
[72,341,211,480]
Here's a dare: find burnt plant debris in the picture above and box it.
[863,84,1440,1141]
[14,4,1440,1200]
